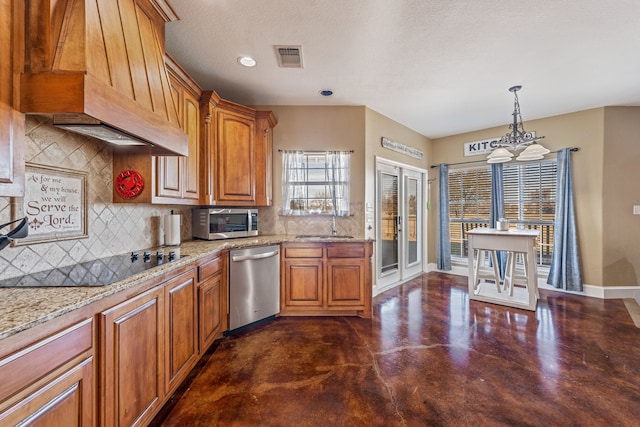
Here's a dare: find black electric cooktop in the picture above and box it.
[0,250,187,288]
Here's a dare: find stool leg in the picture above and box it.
[490,250,501,292]
[506,252,516,296]
[474,249,484,293]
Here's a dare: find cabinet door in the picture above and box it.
[182,91,200,200]
[156,155,182,198]
[198,272,225,352]
[0,0,25,197]
[0,358,93,427]
[101,286,164,427]
[283,259,324,308]
[254,112,275,206]
[0,319,94,426]
[164,270,198,394]
[216,110,256,203]
[326,259,366,308]
[155,66,200,202]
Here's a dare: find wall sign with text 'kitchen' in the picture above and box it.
[16,163,88,245]
[381,137,424,160]
[463,132,537,157]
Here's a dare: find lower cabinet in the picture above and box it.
[100,285,165,427]
[326,258,367,307]
[283,244,324,309]
[0,319,94,426]
[99,256,228,427]
[197,251,227,352]
[100,267,198,427]
[281,241,373,318]
[164,270,198,394]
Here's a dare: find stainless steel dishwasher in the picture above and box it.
[228,245,280,331]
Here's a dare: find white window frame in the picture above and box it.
[281,151,350,216]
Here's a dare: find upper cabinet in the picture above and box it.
[0,0,25,197]
[255,111,277,206]
[201,91,277,207]
[155,56,201,203]
[113,55,202,204]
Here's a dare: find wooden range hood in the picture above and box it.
[18,0,188,156]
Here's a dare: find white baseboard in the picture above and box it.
[425,263,640,303]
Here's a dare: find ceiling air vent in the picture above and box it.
[275,45,303,68]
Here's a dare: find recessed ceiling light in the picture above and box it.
[237,56,256,67]
[319,90,333,96]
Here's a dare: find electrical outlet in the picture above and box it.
[634,205,640,215]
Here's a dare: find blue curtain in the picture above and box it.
[547,148,583,291]
[489,163,507,278]
[437,164,451,270]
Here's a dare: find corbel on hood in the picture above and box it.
[17,0,188,156]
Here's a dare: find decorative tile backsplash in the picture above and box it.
[0,116,192,280]
[0,116,365,281]
[257,204,363,237]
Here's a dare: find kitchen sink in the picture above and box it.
[295,234,354,239]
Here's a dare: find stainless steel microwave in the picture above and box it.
[192,208,258,240]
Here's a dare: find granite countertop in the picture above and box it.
[0,234,370,341]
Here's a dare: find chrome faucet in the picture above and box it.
[331,215,337,236]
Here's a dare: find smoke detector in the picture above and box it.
[274,45,303,68]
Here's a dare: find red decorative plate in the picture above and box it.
[115,169,144,199]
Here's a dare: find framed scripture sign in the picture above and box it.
[16,163,88,245]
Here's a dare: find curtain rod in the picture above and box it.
[429,147,579,169]
[278,149,354,154]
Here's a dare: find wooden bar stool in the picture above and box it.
[473,248,501,294]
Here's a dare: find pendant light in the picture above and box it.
[487,85,548,163]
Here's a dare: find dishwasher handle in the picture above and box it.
[231,249,280,262]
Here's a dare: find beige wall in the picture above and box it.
[603,107,640,286]
[430,108,607,287]
[364,108,431,241]
[253,106,367,237]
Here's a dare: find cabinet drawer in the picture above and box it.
[0,318,93,403]
[326,243,365,259]
[284,246,323,258]
[198,253,224,282]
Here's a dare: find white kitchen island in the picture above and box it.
[467,228,539,311]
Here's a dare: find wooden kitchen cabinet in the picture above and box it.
[200,91,276,206]
[282,245,324,309]
[112,55,202,204]
[197,251,227,352]
[155,56,201,202]
[164,269,199,394]
[100,285,165,427]
[281,241,373,317]
[326,243,368,309]
[254,111,277,206]
[216,106,256,204]
[0,0,25,197]
[100,266,200,426]
[0,319,94,426]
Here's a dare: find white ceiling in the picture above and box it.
[165,0,640,139]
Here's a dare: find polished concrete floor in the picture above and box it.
[152,273,640,426]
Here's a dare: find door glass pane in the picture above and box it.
[406,177,418,265]
[381,172,398,273]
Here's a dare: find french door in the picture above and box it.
[376,159,424,289]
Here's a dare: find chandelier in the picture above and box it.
[487,85,549,163]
